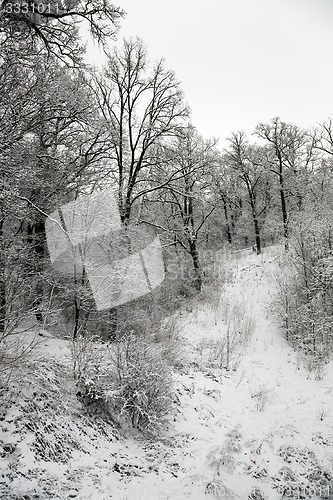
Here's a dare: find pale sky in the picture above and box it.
[86,0,333,146]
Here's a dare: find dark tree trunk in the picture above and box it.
[279,181,288,251]
[276,154,289,251]
[0,217,5,335]
[254,217,261,255]
[73,291,80,340]
[225,225,232,245]
[230,212,236,235]
[28,219,45,323]
[249,197,261,255]
[189,239,202,292]
[222,198,232,244]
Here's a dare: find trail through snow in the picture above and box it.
[118,247,333,499]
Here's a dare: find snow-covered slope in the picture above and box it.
[1,247,332,499]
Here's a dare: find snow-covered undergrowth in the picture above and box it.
[1,246,333,499]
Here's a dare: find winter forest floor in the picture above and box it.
[1,246,333,499]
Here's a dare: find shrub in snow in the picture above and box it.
[207,446,235,474]
[0,332,37,395]
[72,333,174,434]
[225,428,242,453]
[248,487,265,500]
[205,480,234,499]
[207,428,243,476]
[273,210,333,366]
[113,336,174,431]
[278,465,297,482]
[278,444,316,463]
[246,463,268,479]
[250,384,271,412]
[274,444,332,496]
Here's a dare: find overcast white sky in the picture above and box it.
[87,0,333,146]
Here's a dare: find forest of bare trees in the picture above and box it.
[1,0,333,434]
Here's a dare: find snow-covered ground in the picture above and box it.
[1,246,333,499]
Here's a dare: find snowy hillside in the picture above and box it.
[1,247,333,500]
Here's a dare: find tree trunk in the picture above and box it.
[279,174,289,251]
[107,308,118,341]
[189,239,202,292]
[0,217,5,335]
[28,219,45,323]
[223,198,232,244]
[249,199,261,255]
[73,291,80,340]
[254,217,261,255]
[72,265,91,340]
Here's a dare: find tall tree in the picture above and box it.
[0,51,108,332]
[0,45,42,333]
[90,38,189,223]
[145,126,218,291]
[213,161,243,246]
[224,132,269,254]
[255,117,313,250]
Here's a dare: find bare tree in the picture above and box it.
[312,119,333,175]
[145,126,219,291]
[90,38,189,223]
[0,0,124,65]
[224,132,269,254]
[0,51,109,332]
[255,117,313,250]
[212,162,243,246]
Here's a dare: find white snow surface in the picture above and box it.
[1,246,333,499]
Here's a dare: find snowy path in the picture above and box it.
[235,251,333,440]
[214,249,333,499]
[132,247,333,499]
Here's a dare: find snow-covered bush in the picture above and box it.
[72,334,174,434]
[113,336,174,431]
[0,331,37,396]
[273,445,332,497]
[205,480,234,499]
[207,446,235,474]
[207,428,242,476]
[250,383,271,412]
[248,487,266,499]
[273,209,333,365]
